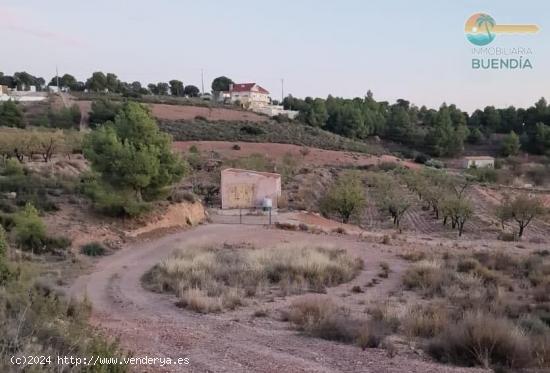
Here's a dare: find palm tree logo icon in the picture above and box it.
[465,13,540,46]
[465,13,496,46]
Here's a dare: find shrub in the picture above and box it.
[45,236,72,250]
[401,303,448,338]
[498,232,516,242]
[288,296,359,343]
[89,98,121,128]
[379,262,390,278]
[14,203,47,251]
[427,311,531,369]
[351,285,363,293]
[399,250,427,262]
[357,320,388,349]
[402,260,447,296]
[2,158,24,176]
[0,100,24,128]
[414,153,430,164]
[0,267,129,371]
[83,180,150,217]
[0,226,13,285]
[274,222,297,231]
[232,144,241,150]
[467,167,498,183]
[81,242,107,257]
[240,125,265,135]
[425,159,444,169]
[144,246,363,313]
[170,190,197,203]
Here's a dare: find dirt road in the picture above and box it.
[70,224,485,373]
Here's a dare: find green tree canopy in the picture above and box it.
[84,102,187,201]
[500,131,521,157]
[48,73,77,89]
[211,76,233,92]
[320,171,365,223]
[86,72,108,92]
[184,85,200,97]
[169,80,184,96]
[0,100,24,128]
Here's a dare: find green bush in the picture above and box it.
[81,242,107,256]
[48,104,81,129]
[0,100,24,128]
[2,158,24,176]
[14,203,47,251]
[89,98,122,128]
[84,181,150,217]
[414,153,430,164]
[241,124,265,135]
[425,159,444,169]
[0,272,129,371]
[0,226,13,285]
[467,167,498,183]
[45,236,72,250]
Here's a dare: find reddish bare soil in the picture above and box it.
[76,101,268,124]
[70,224,487,373]
[174,141,419,169]
[150,104,268,122]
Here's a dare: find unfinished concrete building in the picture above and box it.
[220,168,281,209]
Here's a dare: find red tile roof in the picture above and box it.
[230,83,269,94]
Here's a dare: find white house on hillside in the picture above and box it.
[462,156,495,168]
[229,83,270,108]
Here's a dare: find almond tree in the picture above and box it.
[499,195,545,238]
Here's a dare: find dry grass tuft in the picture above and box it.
[427,311,531,369]
[401,302,448,339]
[287,295,389,347]
[145,245,363,313]
[398,250,428,262]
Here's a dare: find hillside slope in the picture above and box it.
[161,119,377,153]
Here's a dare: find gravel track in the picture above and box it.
[70,224,486,373]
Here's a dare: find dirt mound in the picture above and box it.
[126,201,206,237]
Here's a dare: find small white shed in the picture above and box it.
[462,156,495,169]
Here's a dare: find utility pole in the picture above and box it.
[281,78,284,104]
[201,68,204,95]
[56,66,60,91]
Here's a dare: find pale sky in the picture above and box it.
[1,0,549,112]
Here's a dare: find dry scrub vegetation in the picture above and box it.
[395,250,550,370]
[284,295,393,350]
[280,249,550,370]
[143,244,363,313]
